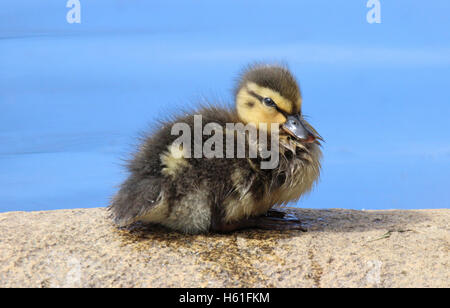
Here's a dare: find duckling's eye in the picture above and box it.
[263,97,276,107]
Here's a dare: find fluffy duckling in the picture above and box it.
[109,63,322,233]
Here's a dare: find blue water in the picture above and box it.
[1,1,450,212]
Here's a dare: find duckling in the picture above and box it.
[108,63,322,234]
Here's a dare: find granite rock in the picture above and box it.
[0,207,448,287]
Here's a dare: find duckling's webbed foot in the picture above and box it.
[211,209,306,233]
[253,209,307,231]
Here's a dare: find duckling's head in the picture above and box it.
[235,63,320,144]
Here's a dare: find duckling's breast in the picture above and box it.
[271,143,322,205]
[221,142,322,223]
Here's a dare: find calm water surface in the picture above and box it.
[1,1,449,212]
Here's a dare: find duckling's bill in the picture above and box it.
[282,114,316,143]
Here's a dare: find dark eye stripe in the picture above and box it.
[247,89,264,101]
[247,90,276,107]
[246,89,291,116]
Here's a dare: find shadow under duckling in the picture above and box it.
[109,63,323,234]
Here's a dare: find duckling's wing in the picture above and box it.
[109,105,237,227]
[108,174,162,227]
[108,116,179,226]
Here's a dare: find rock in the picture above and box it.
[0,207,448,287]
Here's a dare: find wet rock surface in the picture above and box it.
[0,207,448,287]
